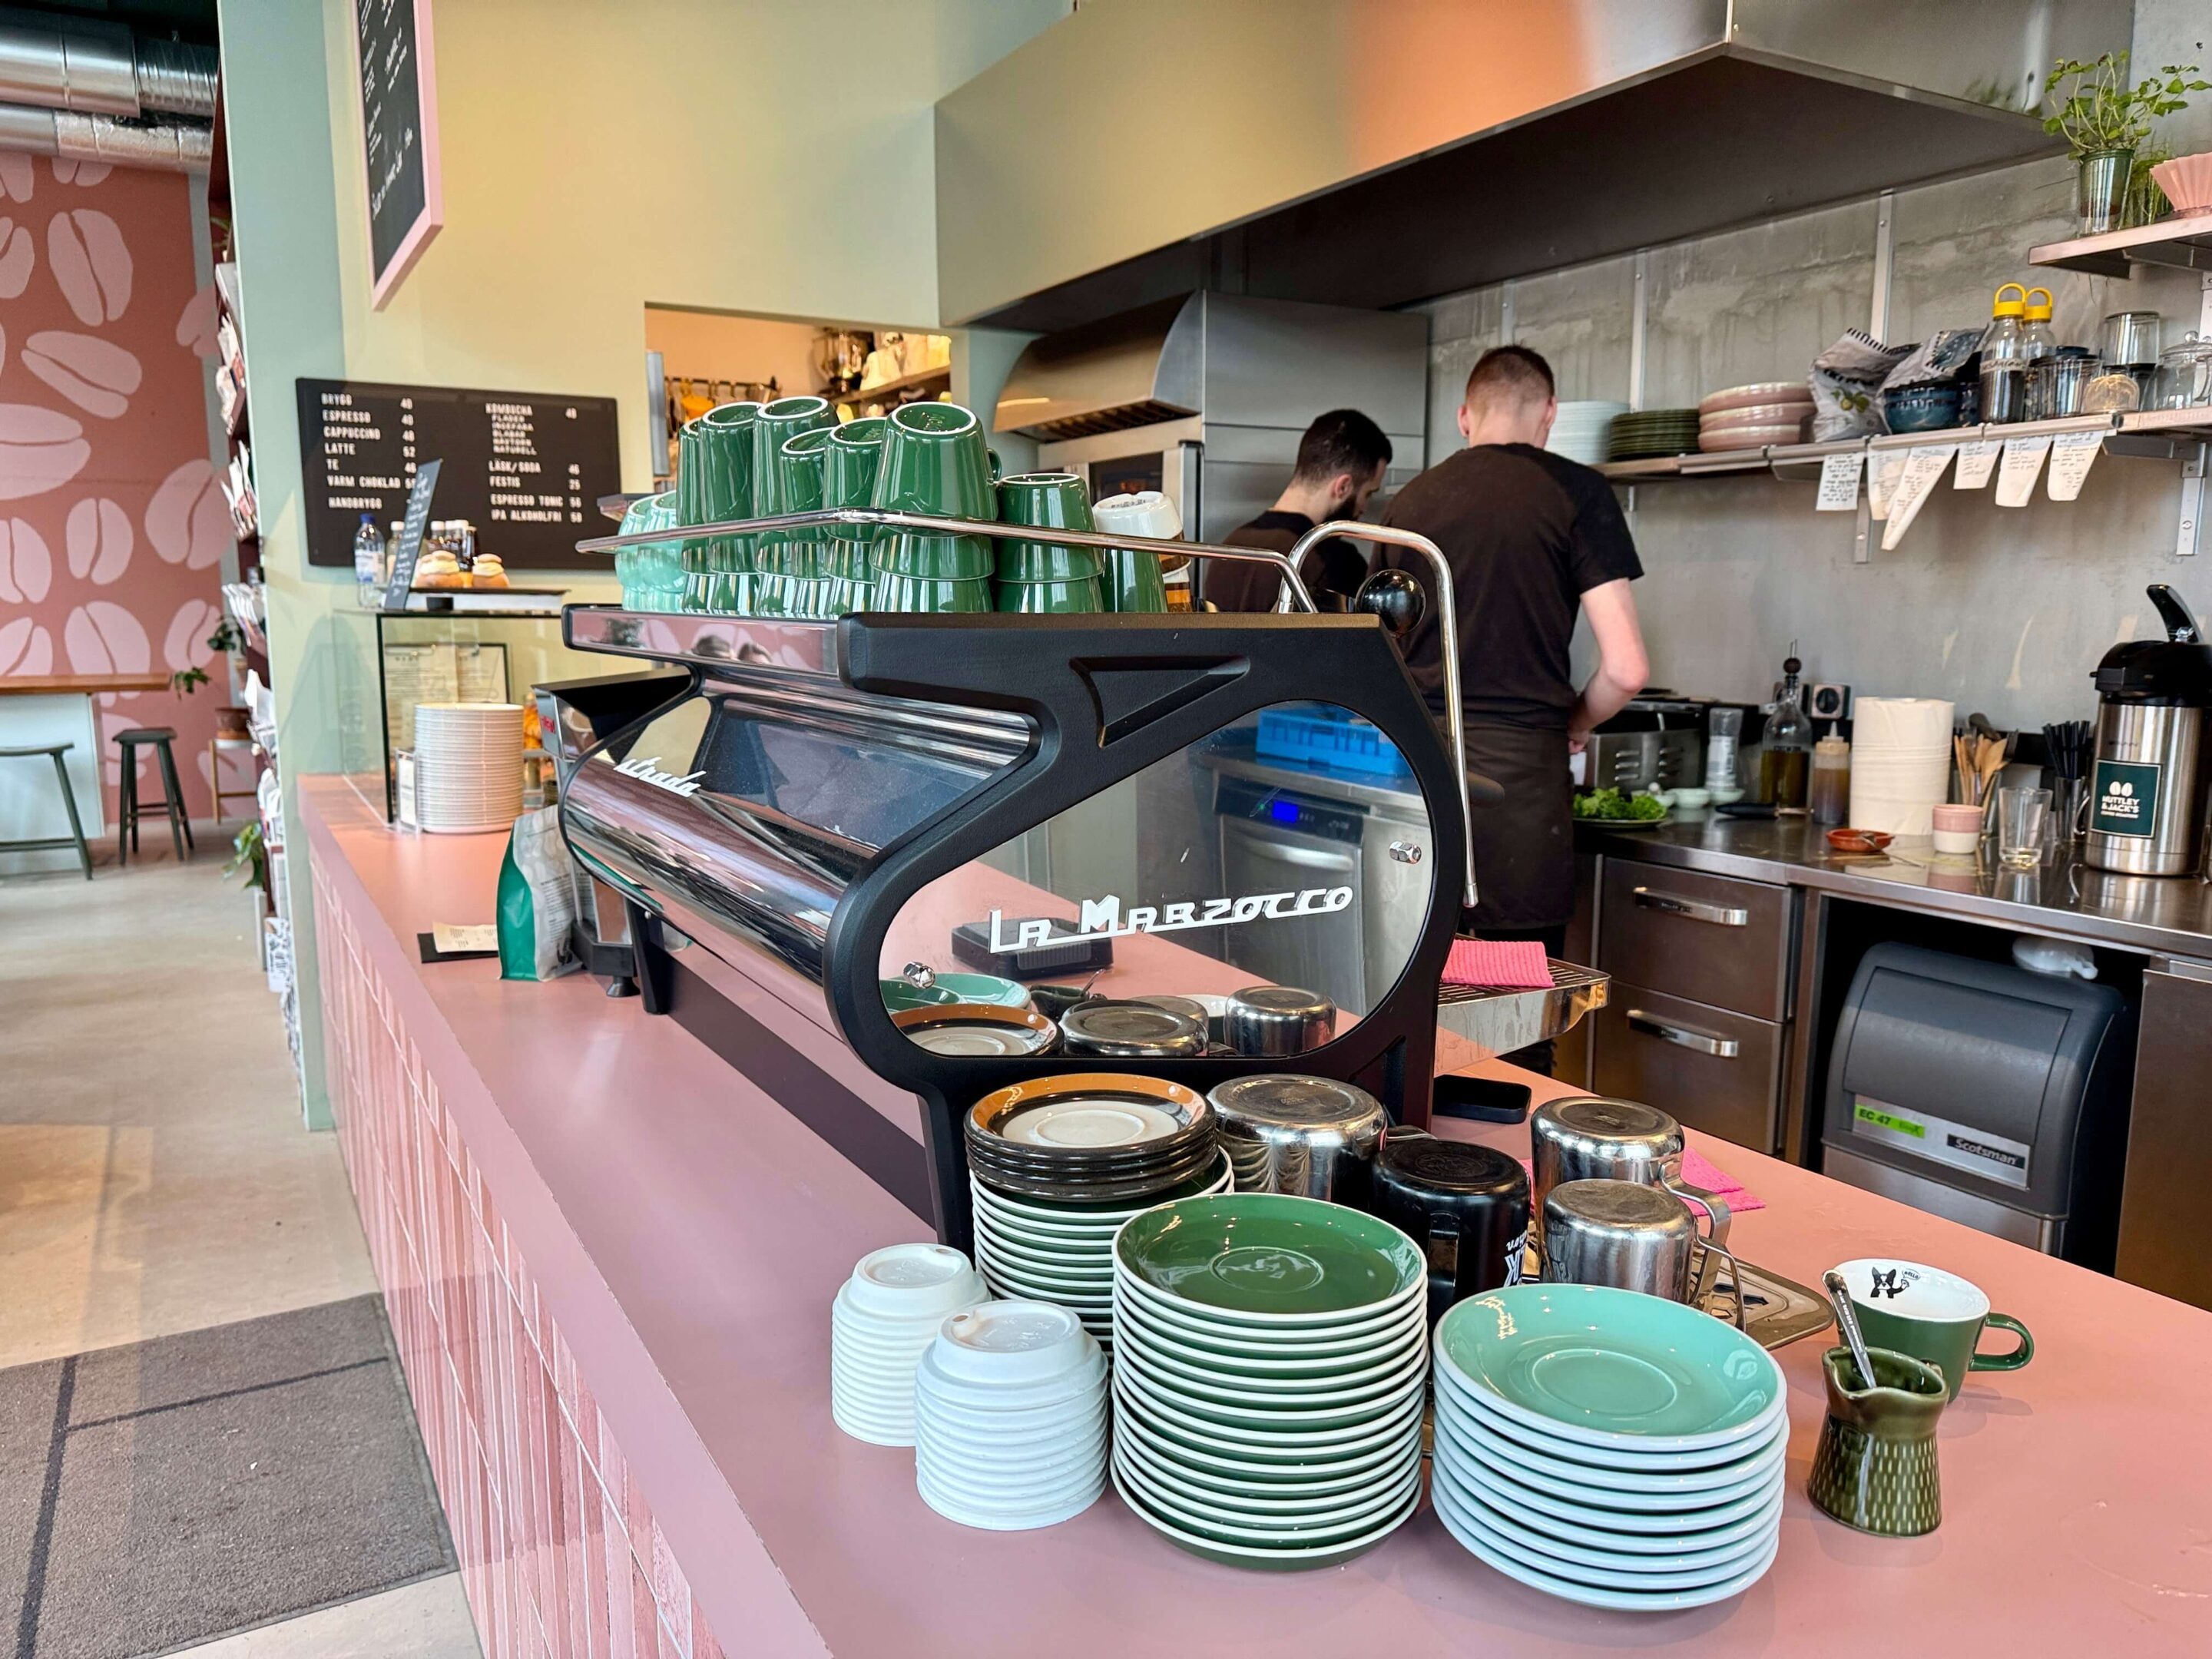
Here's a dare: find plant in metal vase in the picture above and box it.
[2042,52,2208,235]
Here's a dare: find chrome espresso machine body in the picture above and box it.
[548,510,1588,1250]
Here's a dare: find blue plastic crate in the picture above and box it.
[1254,705,1411,779]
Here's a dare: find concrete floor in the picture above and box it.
[0,835,482,1659]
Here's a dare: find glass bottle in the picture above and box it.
[1979,283,2032,426]
[2021,287,2058,419]
[1809,732,1852,824]
[1760,651,1813,813]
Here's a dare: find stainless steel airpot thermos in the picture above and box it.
[2085,584,2212,877]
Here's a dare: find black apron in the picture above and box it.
[1460,723,1574,932]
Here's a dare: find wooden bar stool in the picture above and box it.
[209,735,257,822]
[113,726,194,864]
[0,741,94,879]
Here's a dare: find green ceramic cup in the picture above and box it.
[1103,546,1170,613]
[1833,1259,2033,1403]
[752,395,833,571]
[996,472,1102,581]
[872,401,994,520]
[995,575,1104,614]
[824,416,889,543]
[873,571,994,614]
[617,491,685,612]
[1807,1346,1946,1537]
[694,402,763,584]
[873,534,995,580]
[774,426,836,548]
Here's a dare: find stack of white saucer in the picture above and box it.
[830,1243,986,1446]
[412,702,525,834]
[1547,401,1631,465]
[913,1301,1108,1530]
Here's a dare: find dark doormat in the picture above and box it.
[0,1294,456,1659]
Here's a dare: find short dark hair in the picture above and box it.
[1464,345,1555,409]
[1291,408,1392,485]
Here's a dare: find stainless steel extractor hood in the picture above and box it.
[936,0,2129,331]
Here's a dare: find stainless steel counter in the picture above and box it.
[1578,815,2212,964]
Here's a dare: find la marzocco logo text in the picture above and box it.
[613,754,704,796]
[2101,779,2143,822]
[988,887,1354,952]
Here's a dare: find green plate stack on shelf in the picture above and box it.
[1604,408,1701,462]
[1109,1194,1429,1570]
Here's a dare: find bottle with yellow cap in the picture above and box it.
[2020,286,2061,419]
[1980,283,2032,425]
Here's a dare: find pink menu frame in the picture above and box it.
[363,0,444,311]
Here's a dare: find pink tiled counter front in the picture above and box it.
[313,860,722,1659]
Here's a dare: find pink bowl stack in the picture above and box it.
[1697,382,1813,453]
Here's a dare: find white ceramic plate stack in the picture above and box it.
[1547,401,1631,465]
[970,1151,1233,1353]
[1847,695,1956,836]
[412,702,525,834]
[1431,1283,1789,1611]
[913,1300,1108,1529]
[830,1242,986,1446]
[1108,1193,1429,1570]
[1698,381,1813,452]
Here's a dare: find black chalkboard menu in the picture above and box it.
[296,379,621,570]
[356,0,441,302]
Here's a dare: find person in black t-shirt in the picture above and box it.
[1207,409,1393,612]
[1380,347,1648,1065]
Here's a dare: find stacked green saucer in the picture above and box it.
[1109,1194,1428,1570]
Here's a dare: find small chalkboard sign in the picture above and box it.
[382,459,441,609]
[356,0,443,306]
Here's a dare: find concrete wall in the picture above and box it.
[219,0,1069,1120]
[1412,4,2212,731]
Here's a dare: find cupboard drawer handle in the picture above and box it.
[1625,1009,1741,1058]
[1631,886,1750,927]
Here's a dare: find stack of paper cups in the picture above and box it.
[1848,697,1955,835]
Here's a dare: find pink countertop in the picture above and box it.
[301,777,2212,1658]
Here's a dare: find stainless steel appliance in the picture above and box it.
[994,293,1427,544]
[1584,694,1714,793]
[1207,1075,1387,1201]
[2083,584,2212,877]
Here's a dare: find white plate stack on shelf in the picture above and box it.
[1430,1284,1789,1611]
[1547,401,1631,465]
[1698,381,1813,452]
[912,1300,1109,1530]
[830,1242,987,1447]
[1846,696,1955,836]
[412,702,525,834]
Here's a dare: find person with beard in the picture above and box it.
[1205,408,1393,612]
[1376,346,1647,1071]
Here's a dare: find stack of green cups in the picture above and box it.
[752,396,834,590]
[869,402,996,612]
[994,472,1104,613]
[681,402,762,614]
[821,417,887,615]
[1091,490,1177,614]
[770,426,839,618]
[615,491,685,612]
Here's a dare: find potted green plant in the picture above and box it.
[2043,53,2209,235]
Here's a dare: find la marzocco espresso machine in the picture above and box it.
[545,508,1604,1248]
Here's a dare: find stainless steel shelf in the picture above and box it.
[821,366,952,406]
[2027,212,2212,279]
[1435,959,1608,1055]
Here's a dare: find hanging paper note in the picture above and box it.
[2045,431,2104,502]
[1953,439,2002,489]
[1881,445,1960,551]
[1994,435,2053,507]
[1867,449,1909,520]
[1815,450,1865,511]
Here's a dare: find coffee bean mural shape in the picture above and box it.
[23,330,143,419]
[47,207,131,325]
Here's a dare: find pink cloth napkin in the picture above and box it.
[1517,1146,1764,1214]
[1442,937,1554,988]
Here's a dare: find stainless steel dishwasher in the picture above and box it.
[1199,744,1431,1017]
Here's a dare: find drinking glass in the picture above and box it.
[1997,786,2051,869]
[1705,707,1743,790]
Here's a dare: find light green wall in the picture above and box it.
[219,0,1069,1122]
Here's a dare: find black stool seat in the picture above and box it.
[0,740,92,879]
[114,727,194,864]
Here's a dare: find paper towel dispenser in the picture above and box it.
[1820,942,2131,1266]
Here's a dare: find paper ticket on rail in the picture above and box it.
[1881,445,1959,550]
[1952,438,2002,489]
[1995,435,2052,506]
[2045,432,2103,502]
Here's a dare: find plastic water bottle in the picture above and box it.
[353,513,384,605]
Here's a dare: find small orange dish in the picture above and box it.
[1826,828,1894,854]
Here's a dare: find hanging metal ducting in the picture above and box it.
[0,102,210,171]
[0,8,219,119]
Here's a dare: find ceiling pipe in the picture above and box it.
[0,8,219,119]
[0,101,211,171]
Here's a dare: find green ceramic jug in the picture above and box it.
[1807,1345,1946,1537]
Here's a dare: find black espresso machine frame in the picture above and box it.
[551,507,1490,1250]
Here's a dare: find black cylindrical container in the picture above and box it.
[1371,1131,1531,1324]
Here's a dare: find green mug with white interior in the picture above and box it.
[995,575,1104,614]
[873,400,995,581]
[873,571,993,614]
[752,395,833,570]
[770,426,835,569]
[694,402,762,590]
[1833,1258,2034,1403]
[996,472,1101,581]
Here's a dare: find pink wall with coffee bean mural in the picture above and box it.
[0,154,234,823]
